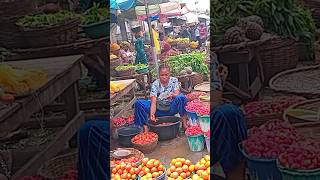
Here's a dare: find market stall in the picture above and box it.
[0,55,85,178]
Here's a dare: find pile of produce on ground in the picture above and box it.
[81,3,108,25]
[167,158,194,179]
[185,125,203,137]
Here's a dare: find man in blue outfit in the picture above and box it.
[77,120,109,180]
[211,52,247,180]
[134,63,188,131]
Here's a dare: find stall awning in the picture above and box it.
[110,0,136,10]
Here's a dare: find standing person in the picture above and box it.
[134,31,148,64]
[134,63,188,131]
[152,24,161,55]
[199,23,207,48]
[195,24,201,49]
[157,19,165,38]
[211,52,247,180]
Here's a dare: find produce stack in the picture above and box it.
[185,100,210,132]
[167,158,194,179]
[191,155,210,180]
[241,119,320,180]
[185,125,205,152]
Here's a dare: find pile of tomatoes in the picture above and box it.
[186,92,207,101]
[185,125,203,136]
[192,155,210,180]
[185,100,210,115]
[243,97,303,118]
[131,132,158,145]
[111,156,141,167]
[112,117,127,128]
[111,158,165,180]
[167,158,194,179]
[126,114,135,124]
[61,169,77,180]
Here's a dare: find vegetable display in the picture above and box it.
[132,132,157,145]
[82,3,108,25]
[185,100,210,115]
[243,97,304,118]
[110,81,126,94]
[112,117,126,128]
[185,125,203,136]
[16,11,80,28]
[167,158,194,179]
[115,65,135,71]
[111,156,141,167]
[166,52,208,76]
[138,158,166,180]
[186,92,207,101]
[192,155,210,180]
[126,114,134,124]
[242,120,304,159]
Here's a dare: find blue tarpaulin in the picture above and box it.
[110,0,136,10]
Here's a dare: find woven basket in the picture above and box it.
[260,37,298,83]
[116,68,135,77]
[293,121,320,144]
[131,136,158,154]
[38,151,77,180]
[284,99,320,124]
[314,40,320,64]
[110,148,144,169]
[245,96,306,128]
[18,18,80,48]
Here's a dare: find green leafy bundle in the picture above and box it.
[82,3,108,25]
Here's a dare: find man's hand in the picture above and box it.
[150,114,156,122]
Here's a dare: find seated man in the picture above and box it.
[77,120,109,180]
[134,63,188,131]
[211,52,247,180]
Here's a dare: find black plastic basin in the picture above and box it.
[117,126,142,147]
[147,116,181,141]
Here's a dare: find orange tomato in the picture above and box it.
[170,165,176,172]
[153,160,160,167]
[202,171,209,180]
[176,167,183,175]
[144,167,150,174]
[180,158,186,165]
[142,158,149,165]
[205,161,210,168]
[134,168,140,175]
[180,172,187,179]
[158,164,164,171]
[158,171,163,175]
[120,173,127,179]
[175,161,182,168]
[152,172,159,178]
[146,161,154,169]
[186,171,191,177]
[129,168,135,175]
[182,164,189,172]
[125,165,132,171]
[194,163,200,171]
[167,169,171,176]
[132,174,136,179]
[115,165,121,171]
[139,171,145,177]
[117,169,123,175]
[199,164,206,170]
[185,160,192,166]
[204,155,210,162]
[171,172,179,179]
[189,164,195,172]
[197,170,204,177]
[112,168,117,174]
[127,173,132,179]
[171,159,177,166]
[151,167,158,173]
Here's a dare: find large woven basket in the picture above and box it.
[260,37,298,83]
[131,135,158,154]
[284,99,320,124]
[269,65,320,98]
[116,68,135,77]
[110,148,144,169]
[244,96,306,128]
[18,18,80,48]
[38,151,77,180]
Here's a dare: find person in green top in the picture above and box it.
[134,31,148,64]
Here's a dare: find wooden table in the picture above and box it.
[111,79,136,118]
[111,72,152,99]
[0,55,85,178]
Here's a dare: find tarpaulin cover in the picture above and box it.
[110,0,136,10]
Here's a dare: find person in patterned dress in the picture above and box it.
[211,52,247,180]
[134,63,188,131]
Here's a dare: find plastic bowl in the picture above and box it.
[81,19,109,39]
[147,116,181,141]
[277,159,320,180]
[117,126,143,147]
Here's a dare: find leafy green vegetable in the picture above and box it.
[115,65,135,71]
[16,10,81,28]
[82,3,108,25]
[166,52,209,76]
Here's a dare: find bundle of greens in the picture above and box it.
[166,52,208,76]
[16,10,81,28]
[82,3,108,25]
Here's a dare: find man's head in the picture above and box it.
[152,24,155,29]
[158,63,170,84]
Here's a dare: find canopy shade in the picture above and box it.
[110,0,136,10]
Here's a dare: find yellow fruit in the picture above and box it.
[192,174,200,180]
[200,159,206,165]
[146,173,152,178]
[175,161,182,168]
[204,155,210,162]
[201,171,209,180]
[171,159,177,165]
[189,165,195,172]
[171,172,179,179]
